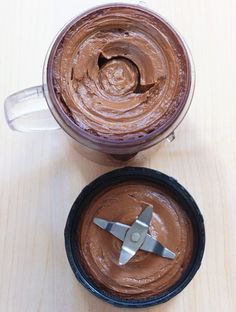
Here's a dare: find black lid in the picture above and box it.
[64,167,205,308]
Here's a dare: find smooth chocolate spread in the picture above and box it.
[51,5,191,141]
[76,181,194,299]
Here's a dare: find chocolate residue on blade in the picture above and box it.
[76,181,194,299]
[51,5,191,141]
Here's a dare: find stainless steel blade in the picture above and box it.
[119,205,153,265]
[141,234,176,259]
[93,217,129,241]
[93,207,176,263]
[137,205,153,226]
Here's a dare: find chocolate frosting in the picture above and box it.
[51,5,191,141]
[77,181,194,299]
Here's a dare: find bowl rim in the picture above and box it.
[64,167,205,308]
[44,3,195,154]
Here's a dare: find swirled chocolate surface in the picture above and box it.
[76,181,194,299]
[51,5,191,141]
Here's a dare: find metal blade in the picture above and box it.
[93,208,176,263]
[137,205,153,227]
[93,217,129,241]
[118,246,135,265]
[141,234,176,259]
[119,205,153,265]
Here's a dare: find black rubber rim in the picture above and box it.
[64,167,205,308]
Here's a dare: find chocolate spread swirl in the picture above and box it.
[76,181,194,299]
[51,5,191,141]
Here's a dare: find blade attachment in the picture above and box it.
[93,205,176,265]
[119,205,153,265]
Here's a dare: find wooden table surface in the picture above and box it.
[0,0,236,311]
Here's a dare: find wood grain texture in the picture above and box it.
[0,0,236,311]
